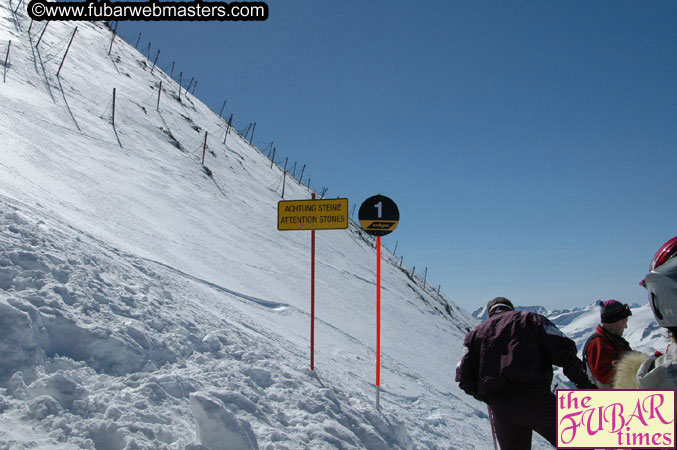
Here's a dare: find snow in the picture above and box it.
[190,392,259,450]
[0,4,668,449]
[0,183,449,449]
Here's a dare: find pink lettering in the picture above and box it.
[559,411,584,444]
[642,393,674,425]
[604,403,625,433]
[627,399,649,427]
[583,406,604,435]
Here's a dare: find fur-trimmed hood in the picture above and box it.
[612,351,648,389]
[613,345,677,390]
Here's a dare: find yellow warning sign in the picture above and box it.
[278,198,349,231]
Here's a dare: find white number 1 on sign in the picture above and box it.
[374,201,382,219]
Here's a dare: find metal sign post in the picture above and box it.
[311,195,316,370]
[358,194,399,411]
[376,234,381,409]
[278,196,349,371]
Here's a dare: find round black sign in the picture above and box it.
[358,194,399,236]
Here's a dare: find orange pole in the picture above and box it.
[311,193,316,370]
[376,235,381,410]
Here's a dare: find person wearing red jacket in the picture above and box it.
[456,297,595,450]
[583,300,632,388]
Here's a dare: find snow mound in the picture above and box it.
[190,392,258,450]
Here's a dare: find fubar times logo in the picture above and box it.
[556,389,676,449]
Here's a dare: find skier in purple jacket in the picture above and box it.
[456,297,595,449]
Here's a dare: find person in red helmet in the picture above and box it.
[614,236,677,390]
[456,297,596,450]
[582,299,633,388]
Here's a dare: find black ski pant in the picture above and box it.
[489,387,557,450]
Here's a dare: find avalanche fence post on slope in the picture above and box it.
[201,131,208,165]
[108,21,117,55]
[12,0,23,15]
[151,50,160,73]
[249,122,256,145]
[111,87,116,127]
[156,81,162,111]
[281,170,287,199]
[56,26,78,78]
[35,22,48,48]
[3,40,10,83]
[223,114,233,145]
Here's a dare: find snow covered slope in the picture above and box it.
[0,6,510,449]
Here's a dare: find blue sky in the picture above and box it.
[119,1,677,312]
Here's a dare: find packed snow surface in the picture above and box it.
[0,4,669,449]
